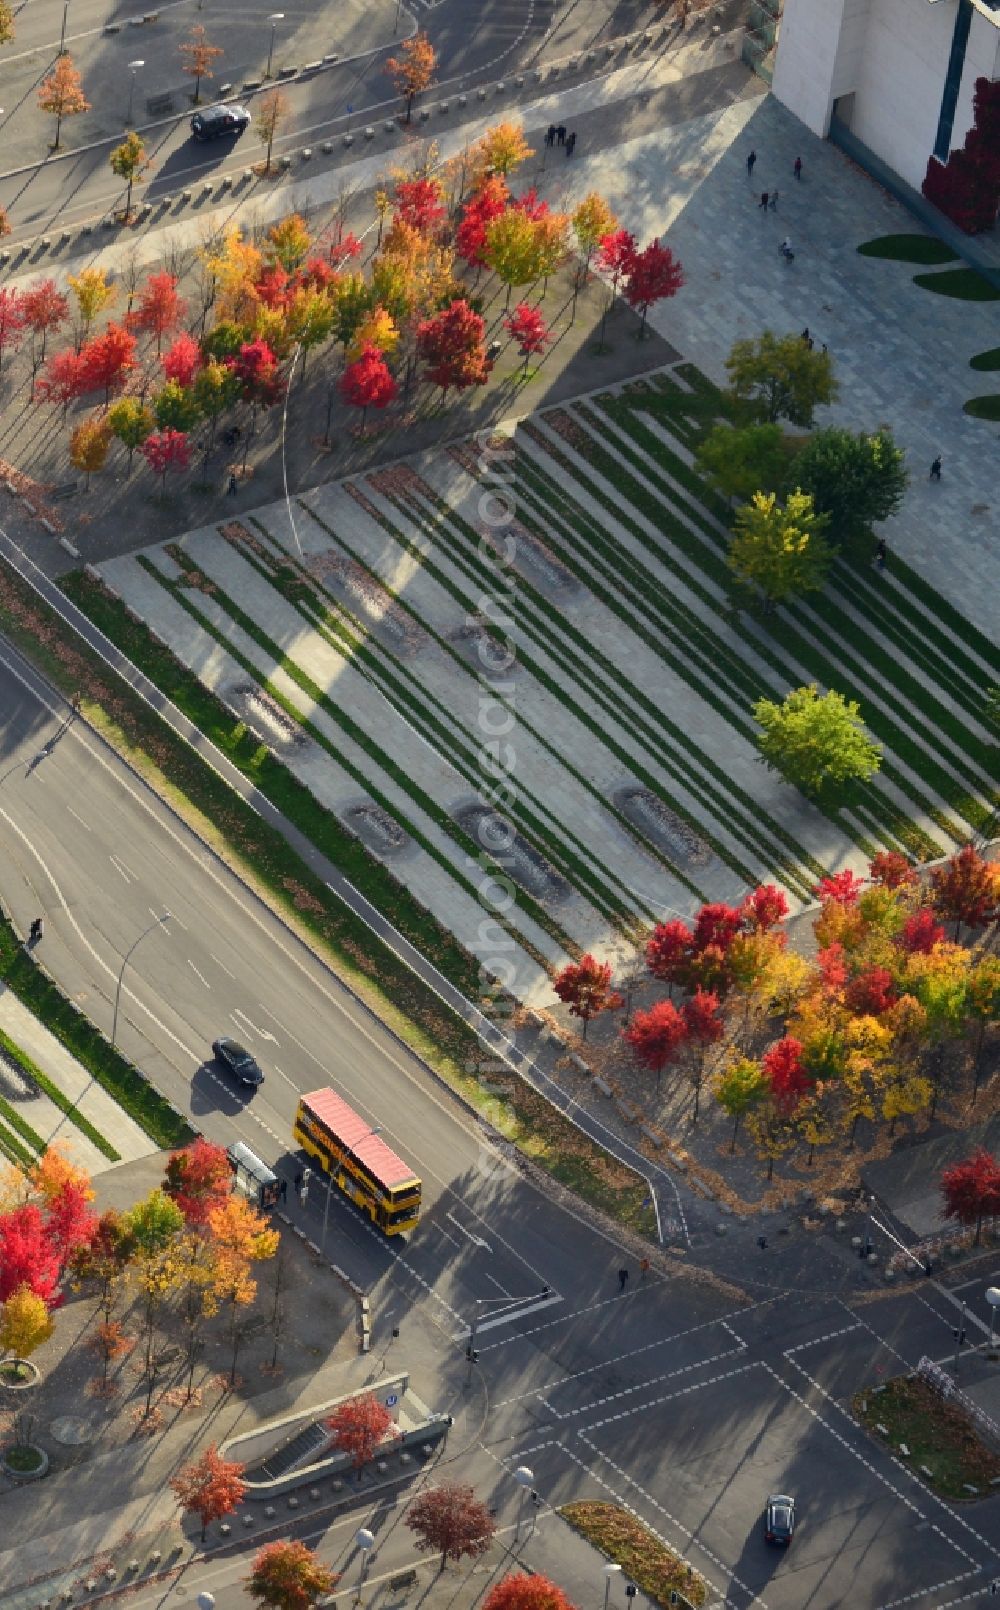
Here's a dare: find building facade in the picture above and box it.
[772,0,1000,193]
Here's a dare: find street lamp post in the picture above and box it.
[266,14,284,79]
[197,1596,215,1610]
[513,1465,534,1542]
[59,0,70,54]
[355,1527,375,1591]
[987,1288,1000,1351]
[126,60,145,126]
[111,912,170,1054]
[321,1124,381,1251]
[603,1562,622,1610]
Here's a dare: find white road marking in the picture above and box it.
[485,1272,514,1298]
[66,805,91,832]
[445,1209,491,1253]
[232,1008,278,1043]
[453,1292,564,1339]
[187,959,210,988]
[431,1222,461,1249]
[109,854,133,883]
[210,951,236,980]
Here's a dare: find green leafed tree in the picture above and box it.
[728,488,832,610]
[752,683,883,798]
[109,131,147,218]
[787,426,908,553]
[726,329,838,427]
[106,397,154,472]
[154,378,201,433]
[694,421,791,505]
[713,1057,767,1152]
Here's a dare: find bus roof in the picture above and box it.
[300,1089,418,1190]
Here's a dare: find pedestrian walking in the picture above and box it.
[747,149,757,177]
[793,155,802,180]
[227,472,238,496]
[294,1172,303,1192]
[566,131,576,156]
[545,124,555,146]
[769,189,779,210]
[618,1267,629,1292]
[874,537,887,572]
[556,125,566,146]
[800,327,810,343]
[929,455,942,481]
[640,1257,650,1281]
[279,1178,288,1203]
[780,236,794,261]
[759,191,769,210]
[28,917,44,945]
[70,690,81,713]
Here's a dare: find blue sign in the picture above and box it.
[385,1392,398,1407]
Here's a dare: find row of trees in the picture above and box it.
[0,121,683,493]
[553,846,1000,1175]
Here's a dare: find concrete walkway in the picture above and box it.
[0,987,156,1172]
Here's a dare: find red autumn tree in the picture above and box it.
[45,1180,98,1262]
[326,232,363,270]
[162,330,201,387]
[79,322,138,404]
[339,344,398,428]
[254,263,290,311]
[692,902,744,954]
[869,850,917,890]
[245,1541,339,1610]
[395,176,446,236]
[456,176,510,268]
[228,338,283,423]
[35,346,87,415]
[623,238,685,338]
[416,299,489,394]
[682,987,725,1121]
[504,302,552,372]
[622,999,688,1082]
[901,908,946,955]
[130,271,186,353]
[844,966,897,1017]
[141,427,191,487]
[21,278,69,370]
[171,1444,246,1541]
[595,227,636,290]
[740,884,789,932]
[483,1573,578,1610]
[164,1138,232,1227]
[762,1036,811,1114]
[813,868,866,907]
[930,845,1000,942]
[88,1317,132,1386]
[405,1481,497,1572]
[325,1393,395,1470]
[645,918,693,988]
[0,1204,63,1308]
[0,287,26,374]
[940,1148,1000,1244]
[552,953,622,1038]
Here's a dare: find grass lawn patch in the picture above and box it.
[0,1024,119,1161]
[963,394,1000,420]
[561,1501,706,1608]
[970,348,1000,371]
[854,1375,1000,1499]
[857,234,957,264]
[0,908,191,1151]
[912,268,1000,300]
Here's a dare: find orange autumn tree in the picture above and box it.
[326,1393,396,1471]
[179,23,223,103]
[246,1541,339,1610]
[38,53,89,149]
[386,31,436,124]
[171,1444,246,1541]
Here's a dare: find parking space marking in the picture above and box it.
[539,1346,747,1421]
[875,1568,984,1610]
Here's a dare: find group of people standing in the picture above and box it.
[545,124,577,155]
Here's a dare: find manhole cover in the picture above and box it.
[50,1416,95,1445]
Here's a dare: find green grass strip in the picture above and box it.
[913,268,1000,300]
[964,395,1000,420]
[0,1114,35,1169]
[0,1024,119,1161]
[970,348,1000,372]
[0,1094,46,1158]
[857,235,957,265]
[0,907,191,1150]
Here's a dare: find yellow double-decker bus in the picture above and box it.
[292,1088,421,1236]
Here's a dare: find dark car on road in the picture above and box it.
[764,1494,796,1545]
[212,1037,264,1087]
[190,104,251,142]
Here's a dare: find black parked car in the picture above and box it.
[764,1494,796,1546]
[212,1037,264,1087]
[190,104,251,142]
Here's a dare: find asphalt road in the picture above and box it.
[0,0,668,237]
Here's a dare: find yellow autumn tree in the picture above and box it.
[68,266,115,344]
[266,213,311,272]
[31,1140,95,1204]
[572,193,618,275]
[69,414,112,488]
[471,121,533,180]
[0,1285,54,1360]
[349,306,399,362]
[207,1196,278,1385]
[201,226,262,324]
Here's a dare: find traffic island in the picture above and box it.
[560,1501,706,1608]
[854,1372,1000,1499]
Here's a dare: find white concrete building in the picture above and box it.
[772,0,1000,193]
